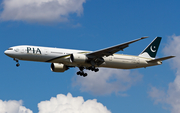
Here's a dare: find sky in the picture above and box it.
[0,0,180,113]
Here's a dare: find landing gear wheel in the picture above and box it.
[77,71,81,75]
[16,63,20,67]
[77,67,88,77]
[88,66,99,72]
[83,73,87,77]
[14,58,20,67]
[80,72,83,76]
[95,68,99,72]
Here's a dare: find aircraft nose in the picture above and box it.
[4,50,12,56]
[4,50,8,55]
[4,47,16,58]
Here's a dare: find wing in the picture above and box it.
[86,37,148,58]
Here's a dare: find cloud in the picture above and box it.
[72,68,143,95]
[149,35,180,113]
[0,93,111,113]
[163,35,180,67]
[0,100,33,113]
[0,0,86,23]
[148,86,167,104]
[38,93,111,113]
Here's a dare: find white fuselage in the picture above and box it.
[4,45,161,69]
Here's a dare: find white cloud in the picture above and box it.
[72,68,143,95]
[38,93,111,113]
[0,93,111,113]
[149,35,180,113]
[0,100,33,113]
[148,86,167,104]
[0,0,86,23]
[163,35,180,67]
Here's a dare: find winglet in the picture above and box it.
[141,36,149,39]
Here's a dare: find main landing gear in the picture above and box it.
[77,67,87,77]
[87,66,99,72]
[77,71,87,77]
[13,58,20,67]
[77,66,99,77]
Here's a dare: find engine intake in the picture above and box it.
[70,54,88,64]
[51,63,68,72]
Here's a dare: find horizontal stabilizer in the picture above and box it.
[147,56,175,63]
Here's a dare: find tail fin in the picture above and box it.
[139,37,162,59]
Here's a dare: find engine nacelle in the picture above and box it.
[51,63,68,72]
[70,54,88,63]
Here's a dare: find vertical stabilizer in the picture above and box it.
[139,37,162,59]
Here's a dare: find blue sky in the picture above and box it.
[1,0,180,113]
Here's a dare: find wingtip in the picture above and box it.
[141,36,149,39]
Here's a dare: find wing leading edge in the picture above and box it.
[86,36,148,58]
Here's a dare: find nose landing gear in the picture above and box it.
[13,58,20,67]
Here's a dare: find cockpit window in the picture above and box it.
[8,48,13,50]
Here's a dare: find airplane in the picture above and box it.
[4,37,175,77]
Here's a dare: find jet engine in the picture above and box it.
[70,54,88,63]
[51,63,68,72]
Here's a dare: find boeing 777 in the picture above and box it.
[4,37,175,77]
